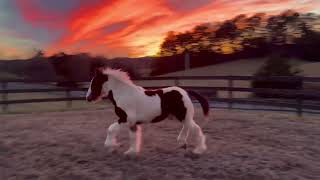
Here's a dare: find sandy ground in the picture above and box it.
[1,108,320,180]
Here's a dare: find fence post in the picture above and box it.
[2,82,8,112]
[297,97,303,117]
[297,77,304,117]
[174,77,180,87]
[66,89,72,108]
[228,77,233,109]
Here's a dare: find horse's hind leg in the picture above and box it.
[185,118,207,154]
[177,125,189,148]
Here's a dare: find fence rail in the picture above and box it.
[2,75,320,82]
[1,75,320,115]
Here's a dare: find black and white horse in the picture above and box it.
[86,68,209,155]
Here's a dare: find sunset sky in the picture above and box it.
[0,0,319,60]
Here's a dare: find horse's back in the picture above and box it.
[134,91,162,122]
[132,86,193,123]
[159,86,194,121]
[162,86,193,106]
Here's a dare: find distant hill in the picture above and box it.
[0,59,57,81]
[1,54,319,83]
[0,56,156,81]
[160,58,314,77]
[0,71,22,80]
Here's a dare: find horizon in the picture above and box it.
[1,0,320,60]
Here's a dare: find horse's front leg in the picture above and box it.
[124,124,142,156]
[104,122,123,152]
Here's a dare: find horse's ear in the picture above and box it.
[95,67,103,75]
[95,68,108,81]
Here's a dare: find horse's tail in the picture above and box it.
[187,90,209,118]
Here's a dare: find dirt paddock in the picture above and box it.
[1,108,320,180]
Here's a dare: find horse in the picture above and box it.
[86,68,209,155]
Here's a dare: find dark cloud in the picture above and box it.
[166,0,212,12]
[34,0,103,15]
[101,21,130,35]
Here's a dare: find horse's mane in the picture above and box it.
[102,68,135,86]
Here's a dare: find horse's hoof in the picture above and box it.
[180,144,187,150]
[192,146,206,154]
[104,144,118,153]
[110,148,118,153]
[104,146,116,153]
[124,149,138,156]
[184,150,200,159]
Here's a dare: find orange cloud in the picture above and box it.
[47,0,320,58]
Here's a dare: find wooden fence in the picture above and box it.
[1,76,320,116]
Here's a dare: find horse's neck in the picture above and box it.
[108,77,141,99]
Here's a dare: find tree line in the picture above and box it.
[151,10,320,75]
[159,10,320,60]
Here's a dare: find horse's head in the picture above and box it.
[86,68,109,102]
